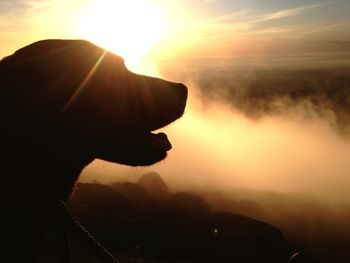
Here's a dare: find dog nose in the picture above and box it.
[176,83,188,101]
[174,83,188,109]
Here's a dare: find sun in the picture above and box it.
[77,0,166,72]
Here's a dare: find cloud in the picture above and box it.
[256,3,329,22]
[190,60,350,127]
[212,2,332,24]
[81,53,350,203]
[199,2,335,41]
[300,21,350,39]
[0,0,46,15]
[161,1,350,59]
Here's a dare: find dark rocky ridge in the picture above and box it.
[66,172,290,262]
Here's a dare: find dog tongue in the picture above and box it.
[151,132,172,151]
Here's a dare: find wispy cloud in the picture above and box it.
[299,20,350,40]
[195,1,335,42]
[211,8,253,23]
[257,2,331,22]
[0,1,26,16]
[250,26,292,35]
[0,0,57,58]
[213,2,332,25]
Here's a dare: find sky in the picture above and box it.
[1,0,350,62]
[1,0,350,200]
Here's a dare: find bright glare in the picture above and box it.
[78,0,166,71]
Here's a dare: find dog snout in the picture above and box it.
[170,82,188,118]
[175,83,188,105]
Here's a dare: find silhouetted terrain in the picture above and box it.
[45,171,349,262]
[201,188,350,262]
[63,172,290,262]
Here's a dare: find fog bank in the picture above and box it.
[81,54,350,202]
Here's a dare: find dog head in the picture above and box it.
[0,39,187,166]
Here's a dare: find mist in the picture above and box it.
[80,52,350,203]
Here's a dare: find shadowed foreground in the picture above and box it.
[36,171,348,262]
[36,172,291,263]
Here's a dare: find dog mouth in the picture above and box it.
[148,132,172,152]
[94,129,175,166]
[124,131,173,153]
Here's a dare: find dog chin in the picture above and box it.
[117,150,168,167]
[94,131,172,166]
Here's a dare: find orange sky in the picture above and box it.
[1,0,350,67]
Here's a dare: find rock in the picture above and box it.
[203,212,290,262]
[110,182,159,213]
[138,172,168,202]
[166,192,212,218]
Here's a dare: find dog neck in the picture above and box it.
[2,134,95,203]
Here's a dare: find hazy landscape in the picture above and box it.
[39,170,349,262]
[75,53,350,262]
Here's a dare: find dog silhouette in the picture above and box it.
[0,39,187,261]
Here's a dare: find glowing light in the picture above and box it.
[77,0,166,71]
